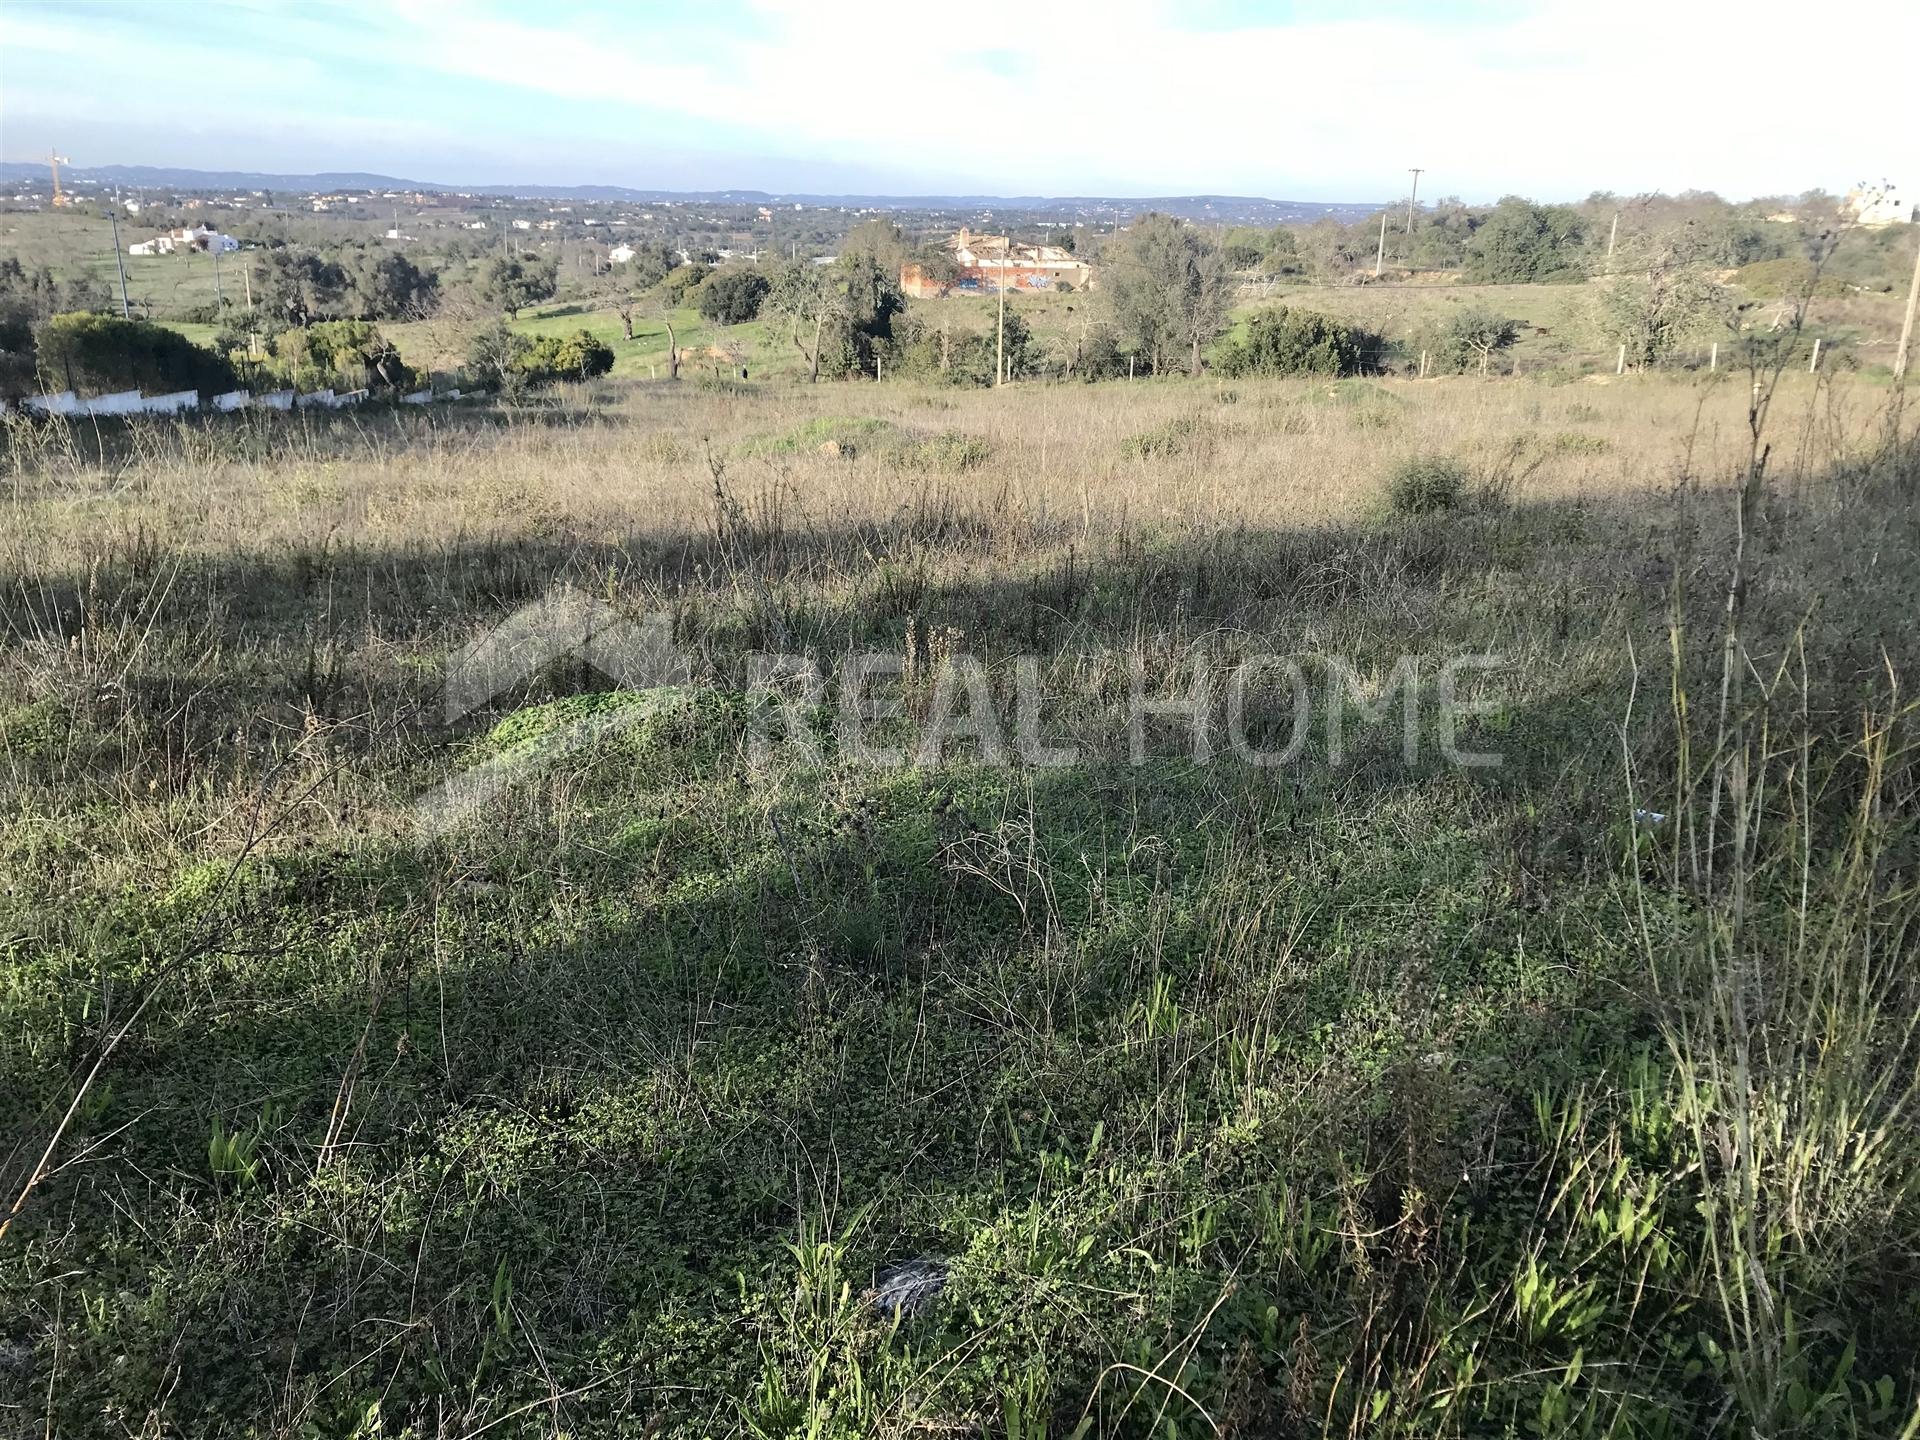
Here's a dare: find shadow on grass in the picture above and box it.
[5,464,1919,1433]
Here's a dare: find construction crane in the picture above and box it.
[47,150,72,208]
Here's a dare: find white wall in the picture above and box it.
[81,390,144,416]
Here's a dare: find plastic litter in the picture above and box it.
[868,1257,947,1318]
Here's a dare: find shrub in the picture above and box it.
[1214,307,1374,378]
[519,330,616,384]
[904,430,991,470]
[1385,454,1469,515]
[1072,327,1132,382]
[697,270,770,326]
[274,319,414,391]
[1122,411,1209,460]
[37,312,237,396]
[880,309,1039,387]
[1731,257,1847,299]
[1464,198,1587,284]
[465,321,530,393]
[655,264,711,308]
[1432,305,1520,374]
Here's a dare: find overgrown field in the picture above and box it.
[2,371,1918,1437]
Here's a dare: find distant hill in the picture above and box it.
[0,162,1383,223]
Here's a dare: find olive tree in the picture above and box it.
[1100,213,1233,376]
[1593,235,1728,369]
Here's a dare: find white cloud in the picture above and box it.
[6,0,1916,197]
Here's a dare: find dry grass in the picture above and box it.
[1,370,1869,560]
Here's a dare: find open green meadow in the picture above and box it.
[3,362,1918,1436]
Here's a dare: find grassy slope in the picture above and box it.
[0,210,243,317]
[1,373,1917,1437]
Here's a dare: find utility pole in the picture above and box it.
[102,208,131,319]
[996,234,1008,386]
[1374,211,1387,277]
[211,242,223,307]
[1406,168,1424,235]
[1607,211,1620,264]
[1896,234,1920,381]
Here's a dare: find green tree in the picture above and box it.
[1220,227,1270,269]
[465,321,530,393]
[838,219,909,275]
[520,329,616,383]
[697,269,770,326]
[258,248,347,327]
[276,319,414,391]
[343,250,439,320]
[1593,242,1728,369]
[767,256,904,382]
[0,297,35,398]
[0,257,107,329]
[1215,307,1374,377]
[610,241,674,290]
[1261,227,1303,274]
[908,243,962,289]
[1465,198,1588,283]
[653,263,711,309]
[1101,213,1234,375]
[476,255,558,318]
[38,313,238,396]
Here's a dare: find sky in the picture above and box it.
[1,0,1915,202]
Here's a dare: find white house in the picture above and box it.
[609,244,638,263]
[130,224,239,256]
[1845,186,1913,227]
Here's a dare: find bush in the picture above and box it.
[274,319,414,391]
[38,312,237,396]
[1464,198,1587,284]
[903,430,991,470]
[655,264,711,308]
[1731,258,1847,299]
[879,308,1039,387]
[696,270,770,326]
[1072,327,1132,382]
[1385,455,1469,515]
[1214,307,1374,377]
[520,329,616,384]
[1122,411,1209,460]
[464,322,530,393]
[1431,305,1520,374]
